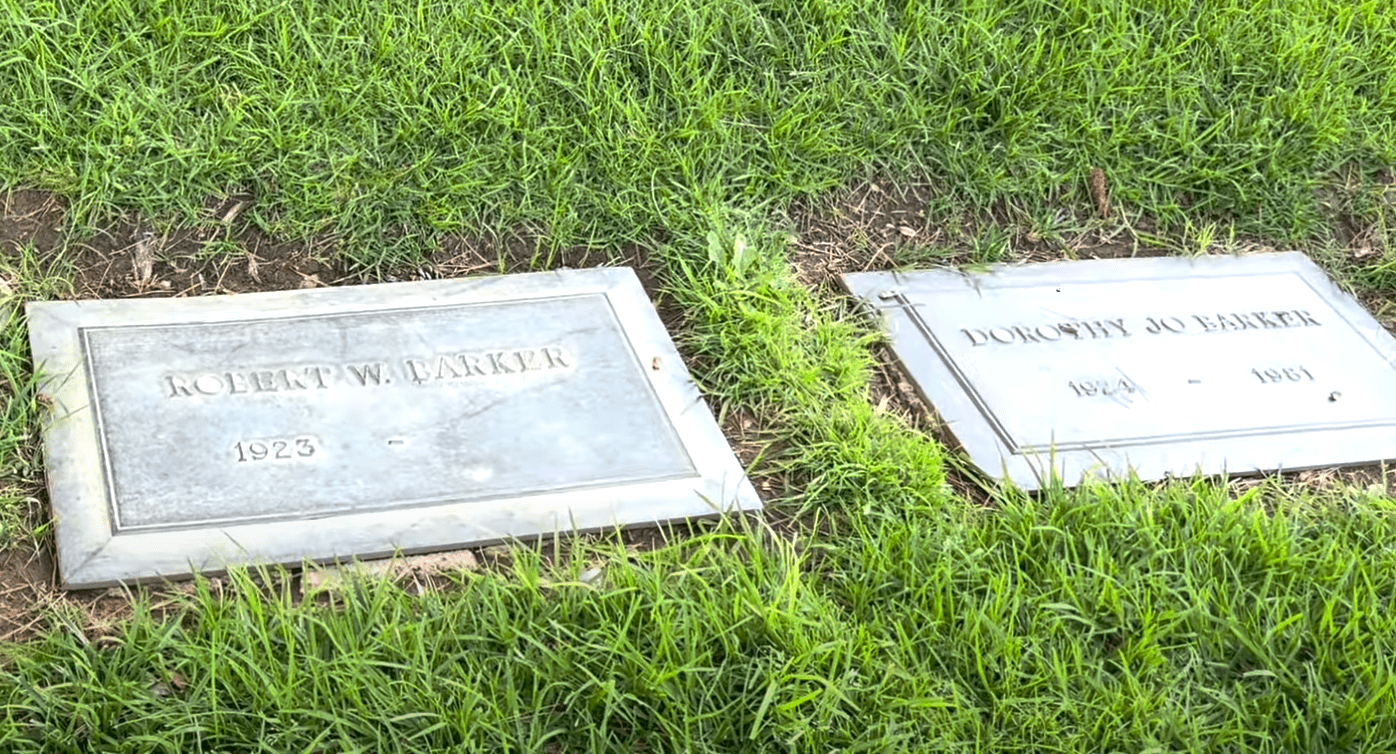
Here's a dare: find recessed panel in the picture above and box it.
[29,269,759,587]
[844,253,1396,489]
[83,296,692,530]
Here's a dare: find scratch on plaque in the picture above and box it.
[1114,367,1147,407]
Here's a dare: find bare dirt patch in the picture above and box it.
[17,193,669,305]
[784,180,937,288]
[1,191,65,259]
[0,544,53,643]
[783,177,1186,293]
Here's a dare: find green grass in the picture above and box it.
[3,0,1396,751]
[2,0,1394,251]
[0,246,66,546]
[4,483,1394,752]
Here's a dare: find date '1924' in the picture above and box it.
[1068,377,1138,398]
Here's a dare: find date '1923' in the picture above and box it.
[234,437,318,463]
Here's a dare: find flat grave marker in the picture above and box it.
[843,253,1396,489]
[28,268,759,588]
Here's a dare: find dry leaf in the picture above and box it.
[302,550,481,597]
[221,201,246,225]
[1088,168,1111,219]
[133,231,155,286]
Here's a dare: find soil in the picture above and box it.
[2,179,1394,643]
[787,182,1164,311]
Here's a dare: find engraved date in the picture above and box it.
[234,437,318,462]
[1251,366,1315,384]
[1068,378,1137,398]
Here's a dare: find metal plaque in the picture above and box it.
[28,269,759,588]
[843,253,1396,490]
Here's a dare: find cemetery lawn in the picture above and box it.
[2,0,1396,751]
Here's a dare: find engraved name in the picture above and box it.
[960,309,1321,346]
[163,344,574,397]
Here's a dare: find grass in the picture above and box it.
[2,0,1394,251]
[3,483,1394,751]
[0,245,65,547]
[2,0,1396,751]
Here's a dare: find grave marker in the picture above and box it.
[843,253,1396,489]
[28,268,759,588]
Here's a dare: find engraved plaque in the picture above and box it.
[843,253,1396,489]
[29,269,759,587]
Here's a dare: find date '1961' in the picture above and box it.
[235,437,318,463]
[1252,366,1314,384]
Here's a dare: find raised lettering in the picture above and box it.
[1145,316,1186,334]
[306,366,331,389]
[1229,313,1261,329]
[988,327,1016,344]
[1214,314,1249,331]
[193,374,224,395]
[401,360,430,385]
[1075,321,1108,338]
[165,347,566,398]
[961,329,990,346]
[282,369,309,390]
[486,352,518,374]
[1009,326,1041,344]
[350,363,392,386]
[542,346,571,368]
[434,356,463,380]
[456,353,488,376]
[166,375,194,397]
[227,372,251,394]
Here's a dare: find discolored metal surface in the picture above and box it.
[29,269,759,588]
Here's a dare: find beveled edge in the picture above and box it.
[842,252,1396,490]
[28,268,761,588]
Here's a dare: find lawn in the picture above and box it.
[2,0,1396,751]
